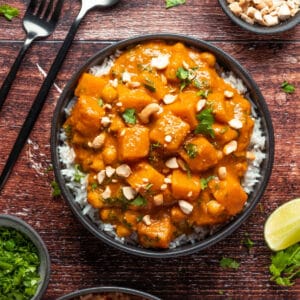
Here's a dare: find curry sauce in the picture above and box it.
[64,41,255,248]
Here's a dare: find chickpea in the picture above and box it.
[199,52,216,68]
[207,200,224,216]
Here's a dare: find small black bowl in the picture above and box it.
[0,214,51,300]
[57,286,160,300]
[51,33,274,258]
[218,0,300,34]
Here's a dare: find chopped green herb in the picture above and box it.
[243,235,255,250]
[51,180,61,197]
[131,195,148,207]
[151,142,162,149]
[97,98,104,107]
[91,182,98,191]
[144,79,156,92]
[145,183,154,191]
[197,89,210,99]
[64,124,72,136]
[184,143,198,159]
[220,257,240,269]
[74,164,85,183]
[166,0,186,9]
[0,4,19,21]
[269,243,300,286]
[0,227,41,299]
[176,67,191,91]
[281,81,295,94]
[45,164,53,173]
[200,176,215,190]
[195,108,215,138]
[122,108,136,124]
[136,215,143,223]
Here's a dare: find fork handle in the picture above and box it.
[0,15,85,191]
[0,35,35,111]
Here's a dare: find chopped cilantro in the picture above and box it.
[269,243,300,286]
[122,108,136,124]
[197,89,210,99]
[145,183,154,191]
[243,235,255,250]
[91,182,98,191]
[97,98,104,107]
[166,0,186,9]
[200,176,215,190]
[51,180,61,197]
[144,79,156,92]
[0,4,19,21]
[176,67,191,91]
[281,81,295,94]
[184,143,198,159]
[150,142,162,149]
[195,108,215,138]
[74,164,85,182]
[220,257,240,269]
[131,195,148,207]
[0,227,41,299]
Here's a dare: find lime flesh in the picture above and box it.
[264,198,300,251]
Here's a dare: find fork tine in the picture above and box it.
[43,0,54,19]
[26,0,38,14]
[36,0,47,16]
[50,0,64,22]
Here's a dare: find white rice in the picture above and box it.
[58,54,266,248]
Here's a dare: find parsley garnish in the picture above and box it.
[0,5,19,21]
[74,164,85,182]
[176,67,191,91]
[200,176,215,190]
[0,227,41,299]
[184,143,198,159]
[269,243,300,286]
[281,81,295,94]
[194,108,215,138]
[166,0,186,9]
[220,257,240,269]
[131,195,148,207]
[122,108,136,124]
[51,180,61,197]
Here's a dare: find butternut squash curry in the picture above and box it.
[64,41,256,249]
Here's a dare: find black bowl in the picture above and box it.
[218,0,300,34]
[57,286,160,300]
[51,33,274,258]
[0,214,51,300]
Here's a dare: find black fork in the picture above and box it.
[0,0,64,110]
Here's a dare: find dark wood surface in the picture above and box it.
[0,1,299,299]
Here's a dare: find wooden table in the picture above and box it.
[0,1,299,298]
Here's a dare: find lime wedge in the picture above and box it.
[264,198,300,251]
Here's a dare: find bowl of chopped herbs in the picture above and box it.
[0,214,50,300]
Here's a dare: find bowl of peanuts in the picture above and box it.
[51,34,274,257]
[218,0,300,34]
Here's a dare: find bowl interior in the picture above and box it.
[218,0,300,34]
[57,286,160,300]
[51,33,274,258]
[0,215,51,299]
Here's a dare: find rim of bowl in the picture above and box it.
[0,214,51,300]
[51,33,274,258]
[218,0,300,34]
[57,286,161,300]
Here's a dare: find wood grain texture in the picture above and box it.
[0,0,299,299]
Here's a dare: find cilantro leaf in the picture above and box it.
[51,180,61,197]
[269,243,300,286]
[184,143,198,159]
[0,4,19,21]
[131,195,147,207]
[122,108,136,124]
[166,0,186,9]
[281,81,295,94]
[195,108,215,138]
[200,176,215,190]
[243,236,255,250]
[144,79,156,92]
[220,257,240,269]
[74,164,85,182]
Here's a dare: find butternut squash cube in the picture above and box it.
[118,126,150,161]
[137,215,175,248]
[179,136,219,172]
[149,112,190,152]
[171,170,201,200]
[165,91,198,129]
[126,162,165,192]
[207,92,233,123]
[212,123,238,145]
[117,84,156,111]
[75,73,107,98]
[69,95,105,137]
